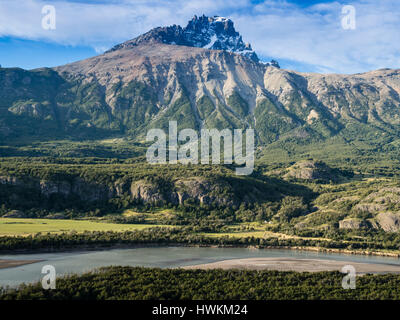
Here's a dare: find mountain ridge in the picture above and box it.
[1,15,400,153]
[107,15,262,64]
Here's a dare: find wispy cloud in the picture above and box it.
[234,0,400,73]
[0,0,399,73]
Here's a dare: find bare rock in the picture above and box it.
[339,218,368,230]
[284,160,347,182]
[130,180,166,204]
[376,212,400,232]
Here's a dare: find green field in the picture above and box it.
[0,218,169,236]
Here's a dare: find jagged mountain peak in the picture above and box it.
[107,14,261,63]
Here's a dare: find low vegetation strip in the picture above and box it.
[0,228,399,256]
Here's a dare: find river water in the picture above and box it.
[1,246,399,287]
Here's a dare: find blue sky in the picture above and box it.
[0,0,399,73]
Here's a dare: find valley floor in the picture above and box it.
[1,217,400,258]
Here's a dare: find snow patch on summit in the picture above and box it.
[108,15,280,67]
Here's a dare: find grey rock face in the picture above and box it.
[108,15,260,62]
[0,174,239,208]
[377,212,400,232]
[130,180,166,204]
[339,218,368,230]
[283,160,345,182]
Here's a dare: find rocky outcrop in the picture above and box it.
[174,178,235,206]
[339,218,368,230]
[37,178,114,202]
[283,160,347,182]
[130,180,167,204]
[128,178,236,206]
[0,174,244,208]
[1,175,114,204]
[354,203,386,213]
[108,15,261,63]
[376,212,400,232]
[8,102,52,119]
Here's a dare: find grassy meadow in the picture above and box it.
[0,218,170,236]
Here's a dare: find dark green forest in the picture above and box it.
[2,266,400,300]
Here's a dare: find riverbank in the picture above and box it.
[259,245,400,258]
[2,246,400,290]
[1,242,399,258]
[183,257,400,273]
[0,259,43,270]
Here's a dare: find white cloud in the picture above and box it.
[233,1,400,73]
[0,0,399,73]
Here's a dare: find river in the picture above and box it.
[1,246,400,287]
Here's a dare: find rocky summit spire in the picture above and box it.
[108,15,260,63]
[181,15,259,62]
